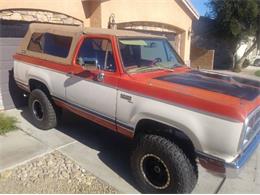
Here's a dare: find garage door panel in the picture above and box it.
[0,68,10,85]
[0,61,14,70]
[0,22,27,110]
[0,38,21,46]
[0,47,21,62]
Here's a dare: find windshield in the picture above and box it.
[118,38,184,73]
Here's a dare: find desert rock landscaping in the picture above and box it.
[0,151,118,193]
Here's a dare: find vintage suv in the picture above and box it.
[14,23,260,193]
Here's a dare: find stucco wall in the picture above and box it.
[0,0,89,25]
[100,0,193,63]
[0,10,83,25]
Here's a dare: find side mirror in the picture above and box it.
[78,57,98,69]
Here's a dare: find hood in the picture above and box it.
[154,70,260,101]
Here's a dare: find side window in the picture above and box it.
[27,33,44,53]
[77,38,116,72]
[27,33,72,58]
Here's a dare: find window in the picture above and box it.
[119,38,183,73]
[141,40,167,62]
[77,38,116,72]
[27,32,72,58]
[27,33,44,53]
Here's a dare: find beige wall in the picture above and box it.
[0,0,194,63]
[0,0,89,25]
[100,0,193,63]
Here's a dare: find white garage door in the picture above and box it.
[0,38,22,110]
[0,20,28,110]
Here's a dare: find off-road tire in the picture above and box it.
[29,89,58,130]
[131,134,197,193]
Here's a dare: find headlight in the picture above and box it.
[241,107,260,149]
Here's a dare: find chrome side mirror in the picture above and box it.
[97,72,105,82]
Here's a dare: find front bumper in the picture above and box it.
[198,133,260,177]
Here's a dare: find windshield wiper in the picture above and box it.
[129,65,175,73]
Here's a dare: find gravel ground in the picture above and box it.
[0,151,118,193]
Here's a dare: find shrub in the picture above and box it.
[0,113,17,135]
[255,70,260,77]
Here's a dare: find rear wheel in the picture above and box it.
[29,89,58,130]
[131,134,197,193]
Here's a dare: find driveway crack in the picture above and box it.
[214,176,226,194]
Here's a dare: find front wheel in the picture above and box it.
[131,134,197,193]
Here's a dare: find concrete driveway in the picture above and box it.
[2,107,260,193]
[216,66,260,81]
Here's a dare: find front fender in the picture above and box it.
[128,97,243,162]
[132,112,203,151]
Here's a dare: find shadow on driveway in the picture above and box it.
[19,107,138,190]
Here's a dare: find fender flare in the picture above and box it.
[133,113,203,151]
[27,70,53,94]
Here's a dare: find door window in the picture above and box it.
[77,38,116,72]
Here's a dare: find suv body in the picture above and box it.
[14,23,260,193]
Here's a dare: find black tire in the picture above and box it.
[29,89,58,130]
[131,134,197,193]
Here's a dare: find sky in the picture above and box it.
[190,0,210,17]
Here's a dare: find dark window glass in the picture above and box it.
[43,33,72,58]
[77,38,116,72]
[27,33,44,53]
[27,33,72,58]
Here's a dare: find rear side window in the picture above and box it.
[27,32,72,58]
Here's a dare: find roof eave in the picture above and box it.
[181,0,200,20]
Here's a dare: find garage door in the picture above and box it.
[0,20,29,110]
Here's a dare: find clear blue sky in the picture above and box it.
[190,0,210,16]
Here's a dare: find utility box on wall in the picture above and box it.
[190,47,215,70]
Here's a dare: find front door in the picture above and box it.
[65,37,118,130]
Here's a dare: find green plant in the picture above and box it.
[208,0,260,70]
[0,113,17,135]
[255,70,260,77]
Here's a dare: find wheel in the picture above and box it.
[131,134,197,193]
[29,89,58,130]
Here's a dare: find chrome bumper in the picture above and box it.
[197,133,260,177]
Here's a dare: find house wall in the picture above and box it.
[0,0,89,25]
[100,0,193,63]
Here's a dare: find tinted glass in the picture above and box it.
[77,38,116,72]
[27,33,72,58]
[119,38,183,73]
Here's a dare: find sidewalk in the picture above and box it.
[1,108,259,193]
